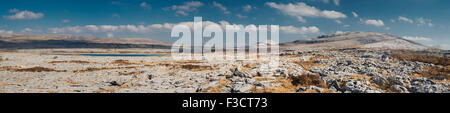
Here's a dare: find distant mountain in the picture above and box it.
[280,32,431,50]
[0,34,171,49]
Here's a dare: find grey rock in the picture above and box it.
[409,84,448,93]
[371,75,388,86]
[391,85,409,93]
[231,84,253,93]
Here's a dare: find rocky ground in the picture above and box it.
[0,48,448,93]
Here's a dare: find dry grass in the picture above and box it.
[289,74,327,88]
[251,77,298,93]
[73,66,137,73]
[49,60,94,64]
[280,54,302,58]
[202,79,231,93]
[0,66,22,71]
[14,66,67,72]
[293,55,328,70]
[157,63,215,71]
[94,88,116,93]
[391,53,449,66]
[416,66,450,80]
[110,59,137,65]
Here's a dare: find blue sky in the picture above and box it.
[0,0,449,49]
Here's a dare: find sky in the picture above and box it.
[0,0,449,49]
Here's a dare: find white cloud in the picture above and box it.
[279,26,320,34]
[362,19,384,27]
[266,2,346,23]
[402,36,433,41]
[309,0,339,6]
[165,1,204,16]
[140,2,149,8]
[416,17,433,27]
[333,0,340,6]
[398,16,413,23]
[48,21,320,36]
[243,5,252,12]
[0,30,14,34]
[236,14,248,19]
[335,20,342,24]
[335,31,345,34]
[213,1,230,14]
[351,11,358,18]
[3,10,44,20]
[21,28,41,33]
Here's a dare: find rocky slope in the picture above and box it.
[281,32,431,50]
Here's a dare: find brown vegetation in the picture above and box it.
[289,74,327,88]
[49,60,93,64]
[110,59,137,65]
[202,79,231,93]
[416,66,450,80]
[14,66,67,72]
[391,53,449,66]
[73,66,137,73]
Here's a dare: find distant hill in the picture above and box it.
[280,32,431,50]
[0,34,171,49]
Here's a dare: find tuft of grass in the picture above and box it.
[289,74,327,88]
[391,53,449,66]
[111,59,137,65]
[14,66,67,72]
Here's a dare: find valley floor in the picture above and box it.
[0,48,448,93]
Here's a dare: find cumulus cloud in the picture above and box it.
[279,26,320,34]
[21,28,41,33]
[402,36,433,41]
[213,1,230,14]
[351,11,358,18]
[48,21,319,36]
[416,17,433,27]
[0,30,14,34]
[3,9,44,20]
[266,2,346,23]
[243,5,253,12]
[362,19,384,27]
[164,1,204,16]
[398,16,413,23]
